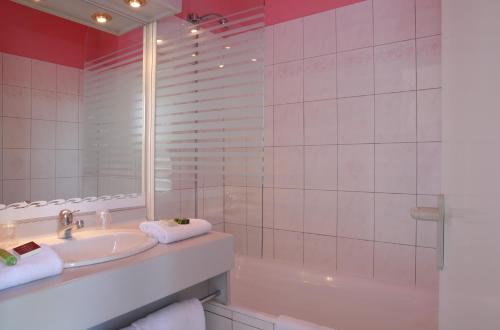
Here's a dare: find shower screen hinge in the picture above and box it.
[410,194,445,270]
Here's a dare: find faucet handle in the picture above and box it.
[59,209,80,224]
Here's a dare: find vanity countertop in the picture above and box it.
[0,227,234,330]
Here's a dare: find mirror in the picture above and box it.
[0,1,144,210]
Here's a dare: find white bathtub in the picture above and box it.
[230,256,438,330]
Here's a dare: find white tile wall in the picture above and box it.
[224,0,441,288]
[1,52,84,204]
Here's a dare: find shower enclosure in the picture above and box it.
[153,4,266,256]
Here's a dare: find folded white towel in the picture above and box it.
[276,315,335,330]
[0,245,63,291]
[127,298,205,330]
[139,219,212,244]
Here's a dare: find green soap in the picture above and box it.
[0,248,17,266]
[174,218,190,225]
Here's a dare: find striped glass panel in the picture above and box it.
[80,37,144,197]
[154,7,265,194]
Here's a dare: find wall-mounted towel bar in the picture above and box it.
[410,194,445,270]
[200,290,221,304]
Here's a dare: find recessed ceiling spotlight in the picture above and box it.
[92,13,112,24]
[190,28,199,34]
[218,64,225,68]
[192,53,198,57]
[251,58,257,62]
[125,0,146,8]
[224,46,231,50]
[156,39,165,45]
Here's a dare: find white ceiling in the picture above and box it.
[12,0,182,35]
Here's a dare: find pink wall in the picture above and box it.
[178,0,364,25]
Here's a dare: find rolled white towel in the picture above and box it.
[127,298,205,330]
[0,245,63,291]
[276,315,335,330]
[139,219,212,244]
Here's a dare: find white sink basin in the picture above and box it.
[40,229,157,268]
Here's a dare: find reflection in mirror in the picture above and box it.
[0,1,144,209]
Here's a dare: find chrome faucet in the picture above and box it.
[58,209,84,239]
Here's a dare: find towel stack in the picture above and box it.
[139,219,212,244]
[0,245,63,291]
[124,298,205,330]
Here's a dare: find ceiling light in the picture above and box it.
[125,0,146,8]
[156,39,165,45]
[92,13,112,24]
[218,64,225,68]
[192,53,197,57]
[251,58,257,62]
[224,46,231,50]
[190,28,199,34]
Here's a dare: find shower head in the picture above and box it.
[187,12,229,26]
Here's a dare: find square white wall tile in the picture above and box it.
[274,60,303,105]
[304,54,337,101]
[264,147,273,188]
[305,145,337,190]
[374,242,416,285]
[374,0,416,45]
[274,188,303,232]
[56,65,79,95]
[338,144,374,192]
[374,40,416,93]
[247,226,263,258]
[274,229,303,264]
[417,88,441,142]
[31,60,57,92]
[337,47,374,98]
[274,146,304,189]
[224,186,246,225]
[375,143,416,193]
[274,18,304,63]
[416,0,441,37]
[31,149,55,179]
[3,54,31,88]
[55,122,78,149]
[304,190,337,236]
[31,119,55,149]
[32,90,57,120]
[3,117,30,148]
[246,187,263,227]
[225,223,247,255]
[56,93,79,122]
[417,142,441,195]
[304,233,336,273]
[416,247,438,289]
[55,149,78,177]
[55,177,78,199]
[31,179,55,201]
[264,66,274,106]
[338,191,374,240]
[375,91,417,143]
[336,0,373,51]
[338,95,374,144]
[3,179,30,204]
[3,149,30,180]
[2,85,31,118]
[303,10,336,58]
[337,237,374,278]
[374,193,416,245]
[417,35,441,89]
[274,103,303,146]
[304,99,337,145]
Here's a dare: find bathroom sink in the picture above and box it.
[41,230,157,268]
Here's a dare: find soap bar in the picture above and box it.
[0,248,17,266]
[12,241,41,258]
[174,218,190,225]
